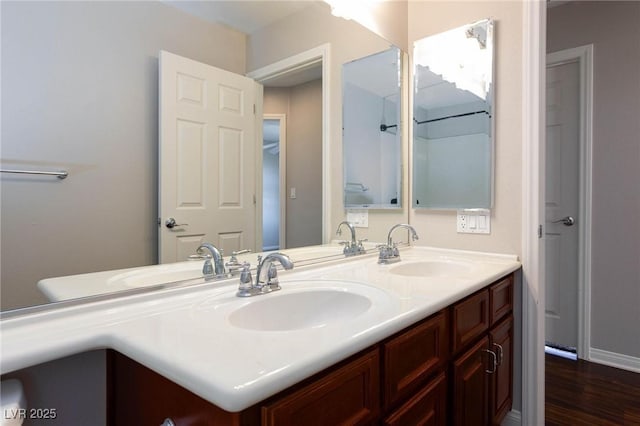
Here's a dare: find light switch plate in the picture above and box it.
[457,209,491,234]
[346,209,369,228]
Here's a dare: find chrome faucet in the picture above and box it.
[378,223,419,264]
[335,221,366,257]
[196,243,225,280]
[236,252,294,297]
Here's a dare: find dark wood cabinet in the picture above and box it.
[383,371,447,426]
[490,315,514,425]
[108,273,515,426]
[107,351,259,426]
[261,348,380,426]
[382,310,448,409]
[452,290,489,353]
[451,277,514,426]
[452,336,490,426]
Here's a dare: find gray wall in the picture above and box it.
[263,81,323,249]
[3,351,106,426]
[548,1,640,358]
[0,1,246,310]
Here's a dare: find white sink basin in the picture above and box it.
[389,260,472,277]
[229,290,371,331]
[217,280,394,332]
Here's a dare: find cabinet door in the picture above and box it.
[489,275,513,326]
[452,336,490,426]
[490,316,513,425]
[261,349,379,426]
[452,290,489,354]
[383,311,449,408]
[383,372,447,426]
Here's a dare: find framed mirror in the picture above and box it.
[412,19,494,209]
[342,46,402,209]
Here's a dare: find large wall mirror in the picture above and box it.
[343,47,402,209]
[412,19,494,209]
[0,1,405,312]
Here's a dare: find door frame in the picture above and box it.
[263,113,287,249]
[521,2,546,424]
[247,44,331,244]
[546,45,594,359]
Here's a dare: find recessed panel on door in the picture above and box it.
[175,234,205,261]
[219,85,243,115]
[218,127,243,208]
[176,119,205,208]
[177,73,206,106]
[217,232,243,255]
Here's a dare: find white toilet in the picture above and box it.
[1,380,26,426]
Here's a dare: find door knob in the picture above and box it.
[165,218,188,229]
[552,216,575,226]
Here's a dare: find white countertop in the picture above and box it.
[37,241,379,302]
[1,246,520,412]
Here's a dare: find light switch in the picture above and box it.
[290,187,296,199]
[346,209,369,228]
[469,216,477,229]
[457,209,491,234]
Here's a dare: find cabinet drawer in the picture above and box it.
[452,290,489,353]
[383,372,447,426]
[489,275,513,326]
[383,311,448,409]
[261,348,379,426]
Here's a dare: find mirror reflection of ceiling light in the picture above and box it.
[414,21,492,100]
[323,0,381,23]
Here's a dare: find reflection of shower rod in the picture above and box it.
[414,110,490,125]
[345,182,369,192]
[380,124,397,132]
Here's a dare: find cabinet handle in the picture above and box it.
[493,343,504,366]
[482,349,497,374]
[160,419,176,426]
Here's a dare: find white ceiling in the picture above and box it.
[162,1,323,87]
[162,1,313,35]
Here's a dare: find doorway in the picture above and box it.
[262,115,286,251]
[248,44,330,246]
[544,46,593,360]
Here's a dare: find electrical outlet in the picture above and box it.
[457,212,468,232]
[346,209,369,228]
[457,209,490,234]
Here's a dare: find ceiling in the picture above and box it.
[163,1,323,87]
[163,1,313,34]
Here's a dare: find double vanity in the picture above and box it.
[1,244,519,425]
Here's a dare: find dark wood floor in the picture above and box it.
[546,354,640,425]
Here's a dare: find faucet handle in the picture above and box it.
[266,263,280,290]
[236,263,255,297]
[202,259,214,280]
[188,253,211,260]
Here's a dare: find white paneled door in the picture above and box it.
[544,60,580,350]
[159,51,261,263]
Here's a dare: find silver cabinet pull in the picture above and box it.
[493,343,504,366]
[483,349,497,374]
[165,218,188,229]
[552,216,575,226]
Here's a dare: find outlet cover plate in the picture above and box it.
[346,209,369,228]
[457,209,491,234]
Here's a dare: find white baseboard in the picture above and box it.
[589,348,640,373]
[501,410,522,426]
